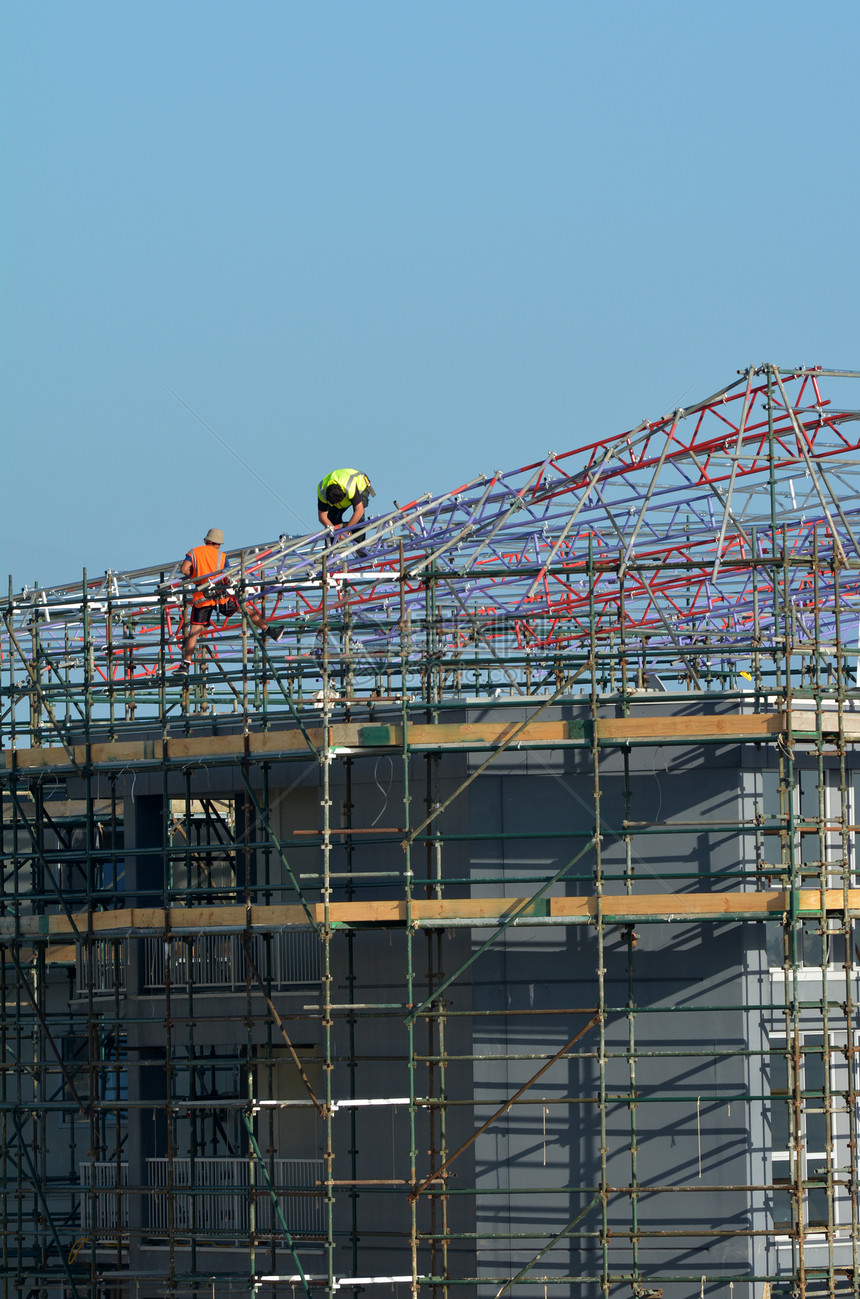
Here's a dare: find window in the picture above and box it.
[62,1031,127,1138]
[766,917,856,972]
[756,769,857,973]
[757,769,853,890]
[172,1052,244,1157]
[168,798,241,902]
[769,1031,854,1237]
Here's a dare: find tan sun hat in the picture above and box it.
[204,528,224,544]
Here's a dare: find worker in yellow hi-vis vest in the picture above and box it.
[316,469,375,551]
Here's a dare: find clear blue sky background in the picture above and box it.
[2,1,858,589]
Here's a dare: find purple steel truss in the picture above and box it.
[4,364,860,714]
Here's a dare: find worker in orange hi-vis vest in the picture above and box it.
[173,528,279,680]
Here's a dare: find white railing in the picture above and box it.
[74,930,320,994]
[79,1161,128,1236]
[146,1157,324,1238]
[143,930,321,991]
[76,939,130,994]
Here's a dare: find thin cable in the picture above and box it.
[663,378,698,418]
[162,383,311,531]
[371,756,394,827]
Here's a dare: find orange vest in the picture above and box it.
[185,544,225,607]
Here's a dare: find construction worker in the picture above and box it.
[316,469,375,549]
[174,529,278,679]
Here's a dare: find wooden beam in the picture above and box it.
[5,709,826,774]
[4,889,859,947]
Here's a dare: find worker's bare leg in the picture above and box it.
[180,614,207,663]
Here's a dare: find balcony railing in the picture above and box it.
[76,938,130,995]
[144,931,321,990]
[80,1160,129,1237]
[79,1157,324,1240]
[146,1157,325,1238]
[75,930,320,994]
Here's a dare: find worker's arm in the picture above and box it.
[347,500,365,528]
[318,506,338,529]
[180,558,193,578]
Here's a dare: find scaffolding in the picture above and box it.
[2,363,860,1297]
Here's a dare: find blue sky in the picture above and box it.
[2,1,858,589]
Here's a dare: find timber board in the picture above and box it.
[4,889,859,946]
[3,709,831,773]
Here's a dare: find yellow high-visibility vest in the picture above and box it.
[317,469,371,506]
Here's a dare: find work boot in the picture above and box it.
[266,624,284,642]
[173,660,192,680]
